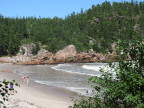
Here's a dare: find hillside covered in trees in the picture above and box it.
[0,1,144,56]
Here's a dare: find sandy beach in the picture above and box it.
[0,63,79,108]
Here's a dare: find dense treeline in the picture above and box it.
[0,1,144,56]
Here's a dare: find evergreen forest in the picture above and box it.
[0,1,144,56]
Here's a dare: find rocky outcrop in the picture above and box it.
[18,43,36,57]
[0,57,14,63]
[12,55,32,64]
[91,18,100,23]
[0,44,113,65]
[55,45,77,62]
[75,52,106,63]
[37,49,48,58]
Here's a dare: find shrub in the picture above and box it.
[70,39,144,108]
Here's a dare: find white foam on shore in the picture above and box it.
[35,80,63,86]
[35,80,93,96]
[66,87,94,97]
[82,65,105,72]
[82,63,117,78]
[51,64,102,77]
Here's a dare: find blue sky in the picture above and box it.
[0,0,143,18]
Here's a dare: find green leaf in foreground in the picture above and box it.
[70,39,144,108]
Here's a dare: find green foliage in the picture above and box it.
[0,79,19,108]
[32,42,40,55]
[70,39,144,108]
[0,1,144,55]
[21,38,34,44]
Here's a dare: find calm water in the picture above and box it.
[16,63,108,96]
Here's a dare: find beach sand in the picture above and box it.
[0,63,79,108]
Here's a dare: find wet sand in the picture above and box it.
[0,63,79,108]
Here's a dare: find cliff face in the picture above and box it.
[0,44,117,65]
[18,43,36,57]
[55,45,77,61]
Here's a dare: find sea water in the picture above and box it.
[16,63,108,96]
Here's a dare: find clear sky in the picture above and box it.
[0,0,143,19]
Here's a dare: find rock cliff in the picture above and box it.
[0,44,117,65]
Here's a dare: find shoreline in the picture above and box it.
[0,63,79,108]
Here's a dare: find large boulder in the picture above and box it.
[18,43,36,57]
[55,45,77,62]
[36,48,49,58]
